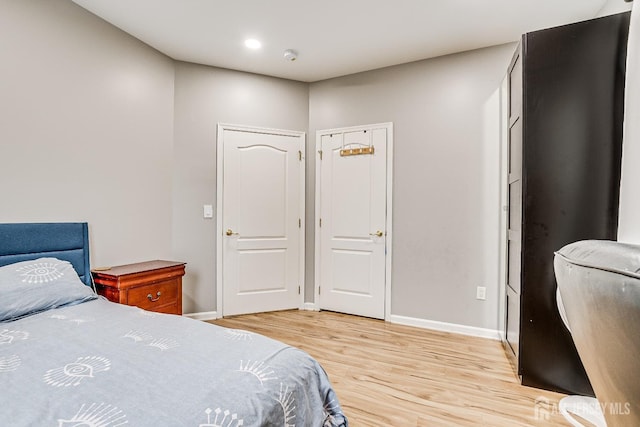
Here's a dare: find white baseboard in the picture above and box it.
[183,311,219,321]
[302,303,319,311]
[388,314,501,341]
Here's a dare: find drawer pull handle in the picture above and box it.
[147,291,162,302]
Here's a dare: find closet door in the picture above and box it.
[505,47,522,363]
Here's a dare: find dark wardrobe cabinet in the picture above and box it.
[504,12,630,395]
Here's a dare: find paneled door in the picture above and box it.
[217,125,305,317]
[316,123,392,319]
[505,48,522,361]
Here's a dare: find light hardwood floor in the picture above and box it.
[211,310,571,427]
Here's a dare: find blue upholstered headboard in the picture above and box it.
[0,223,91,287]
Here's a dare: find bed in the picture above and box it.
[0,222,348,426]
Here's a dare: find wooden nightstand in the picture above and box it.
[92,260,186,315]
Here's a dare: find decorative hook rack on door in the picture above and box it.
[340,146,374,157]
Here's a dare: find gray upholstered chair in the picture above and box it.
[554,240,640,427]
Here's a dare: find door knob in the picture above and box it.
[226,229,239,236]
[370,230,384,237]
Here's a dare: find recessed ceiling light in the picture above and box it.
[244,39,261,49]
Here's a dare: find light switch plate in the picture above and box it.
[203,204,213,219]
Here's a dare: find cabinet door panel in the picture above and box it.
[506,286,520,359]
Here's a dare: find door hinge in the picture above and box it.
[298,286,301,295]
[318,286,321,295]
[298,218,301,228]
[298,150,302,161]
[318,150,323,160]
[319,218,322,227]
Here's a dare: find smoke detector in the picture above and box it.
[283,49,298,62]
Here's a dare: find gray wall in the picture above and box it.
[0,0,175,267]
[172,62,308,313]
[1,0,550,331]
[309,44,517,330]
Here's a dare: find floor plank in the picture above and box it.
[210,310,571,427]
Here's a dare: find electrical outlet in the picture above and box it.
[476,286,486,300]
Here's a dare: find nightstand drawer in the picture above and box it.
[128,279,180,311]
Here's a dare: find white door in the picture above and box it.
[316,124,392,319]
[217,125,305,317]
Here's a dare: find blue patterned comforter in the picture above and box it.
[0,299,348,426]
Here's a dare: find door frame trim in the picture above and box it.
[314,122,393,320]
[216,123,306,317]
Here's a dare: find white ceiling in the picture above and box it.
[72,0,623,82]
